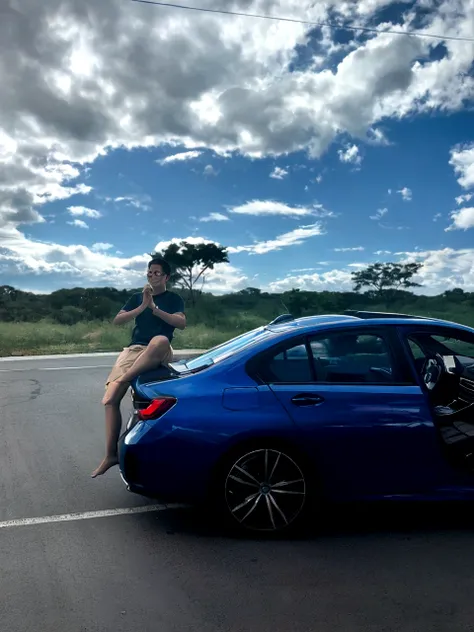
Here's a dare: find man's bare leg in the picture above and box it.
[115,336,171,384]
[91,381,130,478]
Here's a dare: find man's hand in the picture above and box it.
[141,285,153,308]
[113,287,154,325]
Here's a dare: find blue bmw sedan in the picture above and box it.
[118,311,474,533]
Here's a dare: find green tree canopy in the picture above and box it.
[352,262,423,296]
[152,240,229,304]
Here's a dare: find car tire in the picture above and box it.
[213,443,313,536]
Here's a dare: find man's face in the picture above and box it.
[147,264,168,290]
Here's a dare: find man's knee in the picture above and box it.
[148,335,170,356]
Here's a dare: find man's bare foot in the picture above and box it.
[91,456,119,478]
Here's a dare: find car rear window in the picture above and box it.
[185,327,273,371]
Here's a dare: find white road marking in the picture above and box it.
[0,350,203,363]
[0,503,188,530]
[0,365,113,373]
[0,352,119,362]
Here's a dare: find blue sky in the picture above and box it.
[1,0,473,295]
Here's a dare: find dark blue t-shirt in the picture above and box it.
[121,290,185,346]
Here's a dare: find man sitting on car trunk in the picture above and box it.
[91,256,186,478]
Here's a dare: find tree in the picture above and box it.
[281,289,312,317]
[352,262,423,296]
[54,306,84,325]
[152,241,229,305]
[442,288,465,302]
[238,287,262,296]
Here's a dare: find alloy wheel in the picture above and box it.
[224,448,306,532]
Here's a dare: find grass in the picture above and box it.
[0,319,262,357]
[1,307,473,357]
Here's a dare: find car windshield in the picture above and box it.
[184,327,273,371]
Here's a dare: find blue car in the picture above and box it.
[118,311,474,533]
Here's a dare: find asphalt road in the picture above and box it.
[2,354,474,631]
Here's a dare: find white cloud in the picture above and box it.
[338,144,362,166]
[369,207,388,220]
[67,219,89,229]
[229,223,323,255]
[113,195,151,211]
[1,0,471,245]
[203,164,217,176]
[229,200,315,217]
[152,235,247,293]
[92,242,114,251]
[1,0,473,294]
[456,193,473,205]
[379,223,409,230]
[334,246,365,252]
[153,236,220,252]
[0,229,151,289]
[268,269,354,293]
[315,175,323,184]
[198,263,248,294]
[270,166,289,180]
[446,207,474,231]
[68,205,101,219]
[269,247,474,294]
[0,232,246,294]
[158,151,202,165]
[312,204,336,218]
[199,212,229,222]
[367,127,389,145]
[433,213,442,221]
[399,248,474,293]
[374,250,391,255]
[397,187,412,201]
[450,144,474,189]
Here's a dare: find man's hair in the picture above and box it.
[148,257,171,277]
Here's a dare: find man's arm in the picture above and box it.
[151,306,186,330]
[151,295,186,330]
[113,304,147,325]
[113,290,150,325]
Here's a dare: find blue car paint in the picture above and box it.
[269,382,451,499]
[120,376,295,500]
[118,315,474,505]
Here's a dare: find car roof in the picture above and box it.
[267,314,360,332]
[266,313,474,336]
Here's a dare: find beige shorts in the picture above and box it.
[105,343,174,388]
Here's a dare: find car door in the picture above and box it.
[398,323,474,494]
[254,325,448,500]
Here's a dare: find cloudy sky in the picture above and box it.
[1,0,473,296]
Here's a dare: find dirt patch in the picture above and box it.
[82,331,102,341]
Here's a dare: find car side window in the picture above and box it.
[431,335,474,360]
[407,331,474,365]
[408,339,426,360]
[309,332,395,384]
[260,342,313,383]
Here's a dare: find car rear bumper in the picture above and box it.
[118,410,212,503]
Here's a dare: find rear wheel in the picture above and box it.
[221,447,309,533]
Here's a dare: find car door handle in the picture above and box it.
[291,394,324,407]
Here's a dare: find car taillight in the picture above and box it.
[137,397,176,421]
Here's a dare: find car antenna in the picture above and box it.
[279,298,290,314]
